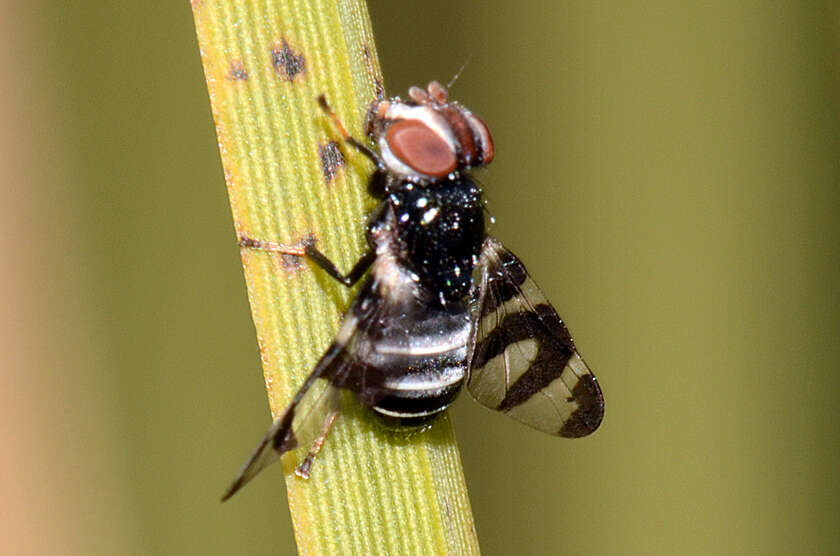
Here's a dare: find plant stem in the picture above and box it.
[191,1,480,553]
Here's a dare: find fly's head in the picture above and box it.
[365,81,495,187]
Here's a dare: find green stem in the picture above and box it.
[192,1,480,553]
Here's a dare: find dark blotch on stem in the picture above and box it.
[280,254,303,271]
[281,232,317,272]
[272,39,305,82]
[319,140,345,184]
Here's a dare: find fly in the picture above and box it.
[223,80,604,501]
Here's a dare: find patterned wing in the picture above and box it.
[221,342,346,501]
[222,288,390,501]
[222,258,460,501]
[467,237,604,437]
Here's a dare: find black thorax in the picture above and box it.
[367,175,485,304]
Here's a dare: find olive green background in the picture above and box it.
[3,2,838,555]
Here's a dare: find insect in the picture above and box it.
[223,80,604,501]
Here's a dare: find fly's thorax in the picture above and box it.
[364,175,486,305]
[371,176,484,304]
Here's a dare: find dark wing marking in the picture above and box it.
[467,237,604,437]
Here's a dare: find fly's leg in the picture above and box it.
[316,95,385,172]
[318,94,391,199]
[295,388,341,479]
[238,93,382,285]
[239,235,374,287]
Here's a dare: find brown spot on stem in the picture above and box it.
[279,253,303,271]
[272,39,305,82]
[228,60,248,81]
[319,140,345,184]
[279,232,316,271]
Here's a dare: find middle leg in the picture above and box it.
[239,234,375,287]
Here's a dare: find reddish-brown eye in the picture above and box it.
[386,120,456,177]
[465,112,494,165]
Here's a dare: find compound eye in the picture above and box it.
[464,112,494,166]
[386,120,456,178]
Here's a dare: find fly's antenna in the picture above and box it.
[317,95,385,171]
[446,55,474,90]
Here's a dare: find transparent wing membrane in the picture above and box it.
[468,238,604,437]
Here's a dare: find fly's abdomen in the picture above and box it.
[347,287,472,422]
[371,350,468,421]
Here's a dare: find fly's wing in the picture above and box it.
[221,340,346,501]
[222,271,425,501]
[467,237,604,437]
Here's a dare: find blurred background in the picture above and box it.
[2,2,838,554]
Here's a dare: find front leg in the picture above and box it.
[239,234,374,287]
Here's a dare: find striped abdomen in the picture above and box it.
[339,258,472,423]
